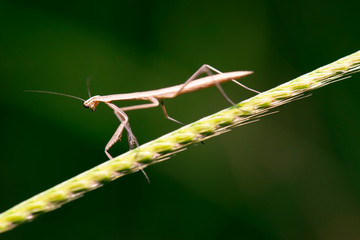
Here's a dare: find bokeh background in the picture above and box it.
[1,0,359,239]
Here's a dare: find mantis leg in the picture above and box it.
[159,64,257,125]
[119,97,159,111]
[104,98,160,158]
[160,100,184,125]
[104,102,131,159]
[159,100,204,144]
[113,110,139,149]
[106,102,151,182]
[173,64,260,105]
[200,64,260,94]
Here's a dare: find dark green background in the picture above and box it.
[1,0,359,239]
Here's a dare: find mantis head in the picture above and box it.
[83,96,100,111]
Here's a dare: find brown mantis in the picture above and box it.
[28,64,259,159]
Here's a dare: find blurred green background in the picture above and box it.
[1,0,360,239]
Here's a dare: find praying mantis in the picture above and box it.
[28,64,259,159]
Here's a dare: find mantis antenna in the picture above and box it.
[86,77,92,98]
[24,90,85,102]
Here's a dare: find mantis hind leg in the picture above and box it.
[199,64,260,94]
[162,64,244,123]
[173,64,260,105]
